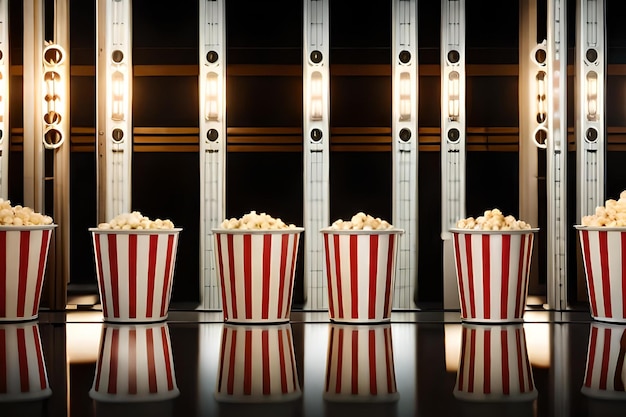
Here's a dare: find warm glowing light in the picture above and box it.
[111,69,125,121]
[524,322,551,368]
[205,72,219,121]
[444,324,462,372]
[536,71,547,124]
[66,322,102,364]
[310,71,323,121]
[586,71,598,121]
[448,71,460,120]
[44,71,61,122]
[399,71,411,120]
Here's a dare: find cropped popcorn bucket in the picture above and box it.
[215,323,301,403]
[582,322,626,400]
[213,228,304,323]
[576,226,626,323]
[0,225,56,322]
[454,324,536,402]
[90,228,182,322]
[321,228,404,323]
[451,228,538,323]
[0,322,51,402]
[324,323,398,402]
[90,322,179,403]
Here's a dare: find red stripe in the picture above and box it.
[108,328,119,393]
[32,326,46,390]
[522,234,533,318]
[278,328,288,393]
[483,329,491,393]
[325,326,335,391]
[285,234,299,317]
[368,235,379,319]
[0,328,5,392]
[581,231,598,317]
[147,328,158,393]
[262,234,272,320]
[160,235,175,317]
[383,234,395,318]
[351,329,358,394]
[350,235,359,319]
[227,235,238,319]
[0,233,5,317]
[384,327,395,393]
[622,232,626,318]
[107,235,120,318]
[244,330,252,394]
[17,231,31,318]
[216,235,229,319]
[94,235,109,318]
[368,329,377,394]
[17,327,29,392]
[277,234,289,318]
[335,328,344,393]
[515,235,527,319]
[32,230,50,316]
[128,234,137,319]
[458,327,467,391]
[94,327,105,391]
[600,328,611,389]
[217,326,227,393]
[500,234,511,320]
[501,330,510,394]
[454,234,468,318]
[161,326,174,390]
[146,235,159,318]
[481,235,491,319]
[333,234,344,319]
[262,329,270,394]
[599,231,613,317]
[128,329,137,394]
[244,235,252,320]
[468,328,476,392]
[323,234,335,318]
[465,234,476,318]
[227,329,237,394]
[286,328,297,390]
[584,325,598,388]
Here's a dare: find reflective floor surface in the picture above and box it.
[2,308,625,417]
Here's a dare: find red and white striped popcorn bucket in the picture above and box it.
[582,322,626,399]
[576,226,626,323]
[324,323,398,402]
[215,323,301,403]
[0,225,55,321]
[454,324,536,402]
[90,228,182,322]
[90,322,179,402]
[0,322,51,402]
[321,229,404,323]
[451,228,538,323]
[213,228,304,323]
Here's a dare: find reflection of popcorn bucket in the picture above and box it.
[451,228,538,323]
[90,228,182,322]
[0,322,51,402]
[320,229,404,323]
[215,323,301,403]
[213,228,304,323]
[0,225,56,322]
[90,322,179,402]
[582,322,626,399]
[576,226,626,323]
[454,324,537,402]
[324,323,398,402]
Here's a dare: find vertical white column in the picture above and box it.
[199,0,226,310]
[0,0,8,200]
[576,0,605,220]
[392,0,418,309]
[441,0,466,309]
[96,0,132,222]
[303,0,330,310]
[546,0,568,310]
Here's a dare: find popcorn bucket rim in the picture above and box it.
[574,224,626,231]
[89,388,180,403]
[319,227,405,235]
[0,224,57,231]
[214,390,302,404]
[453,389,538,402]
[212,227,304,234]
[89,227,182,234]
[449,227,539,235]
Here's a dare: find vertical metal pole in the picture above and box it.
[392,0,418,309]
[441,0,466,310]
[199,0,226,310]
[546,0,568,310]
[303,0,330,310]
[0,0,8,200]
[96,0,132,223]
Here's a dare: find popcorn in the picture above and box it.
[97,211,175,230]
[581,190,626,227]
[456,208,532,231]
[0,199,53,226]
[329,212,393,231]
[220,211,297,230]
